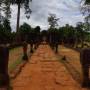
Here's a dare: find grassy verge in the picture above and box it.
[8,56,22,73]
[10,47,22,53]
[8,45,30,73]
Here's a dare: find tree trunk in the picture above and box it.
[75,36,78,48]
[16,3,20,32]
[16,3,21,42]
[81,32,84,48]
[81,39,84,48]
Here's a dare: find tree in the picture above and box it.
[80,0,90,45]
[76,22,85,48]
[19,23,31,41]
[10,31,17,43]
[34,26,40,41]
[1,0,32,32]
[0,1,3,23]
[0,0,11,23]
[34,26,40,34]
[33,26,41,49]
[0,1,12,44]
[84,14,90,31]
[58,24,76,47]
[40,30,48,41]
[11,0,32,32]
[81,0,90,24]
[3,18,12,43]
[0,24,4,43]
[58,27,65,43]
[48,14,59,29]
[85,0,90,4]
[81,0,90,18]
[0,18,12,44]
[48,14,59,44]
[3,18,11,32]
[4,0,11,19]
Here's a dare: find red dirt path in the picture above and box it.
[12,45,86,90]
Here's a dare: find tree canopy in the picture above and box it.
[85,0,90,4]
[48,14,59,29]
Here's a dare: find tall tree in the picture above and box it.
[0,24,4,43]
[84,14,90,31]
[76,22,85,48]
[3,18,12,43]
[48,14,59,29]
[81,0,90,16]
[34,26,40,43]
[11,0,32,32]
[19,23,31,41]
[4,0,11,19]
[7,0,32,42]
[0,1,3,23]
[0,0,11,21]
[0,18,12,44]
[48,14,59,44]
[85,0,90,4]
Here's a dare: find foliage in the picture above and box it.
[76,22,85,44]
[19,23,31,41]
[48,14,59,29]
[34,26,40,34]
[0,18,12,44]
[0,0,11,23]
[85,0,90,4]
[19,23,41,44]
[0,24,4,43]
[0,0,32,34]
[34,26,41,42]
[11,0,32,18]
[58,24,76,45]
[3,0,11,19]
[84,15,90,31]
[28,26,41,44]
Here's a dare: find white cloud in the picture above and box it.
[10,0,84,31]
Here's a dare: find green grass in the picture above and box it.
[8,45,30,73]
[10,47,21,53]
[8,56,22,72]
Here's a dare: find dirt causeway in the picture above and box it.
[12,45,86,90]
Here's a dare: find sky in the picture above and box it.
[10,0,85,31]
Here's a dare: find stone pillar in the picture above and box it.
[80,48,90,87]
[55,43,58,53]
[22,42,28,60]
[0,45,9,87]
[30,43,33,53]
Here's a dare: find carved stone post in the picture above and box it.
[0,44,9,87]
[22,42,28,60]
[55,42,58,53]
[30,41,33,53]
[80,48,90,87]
